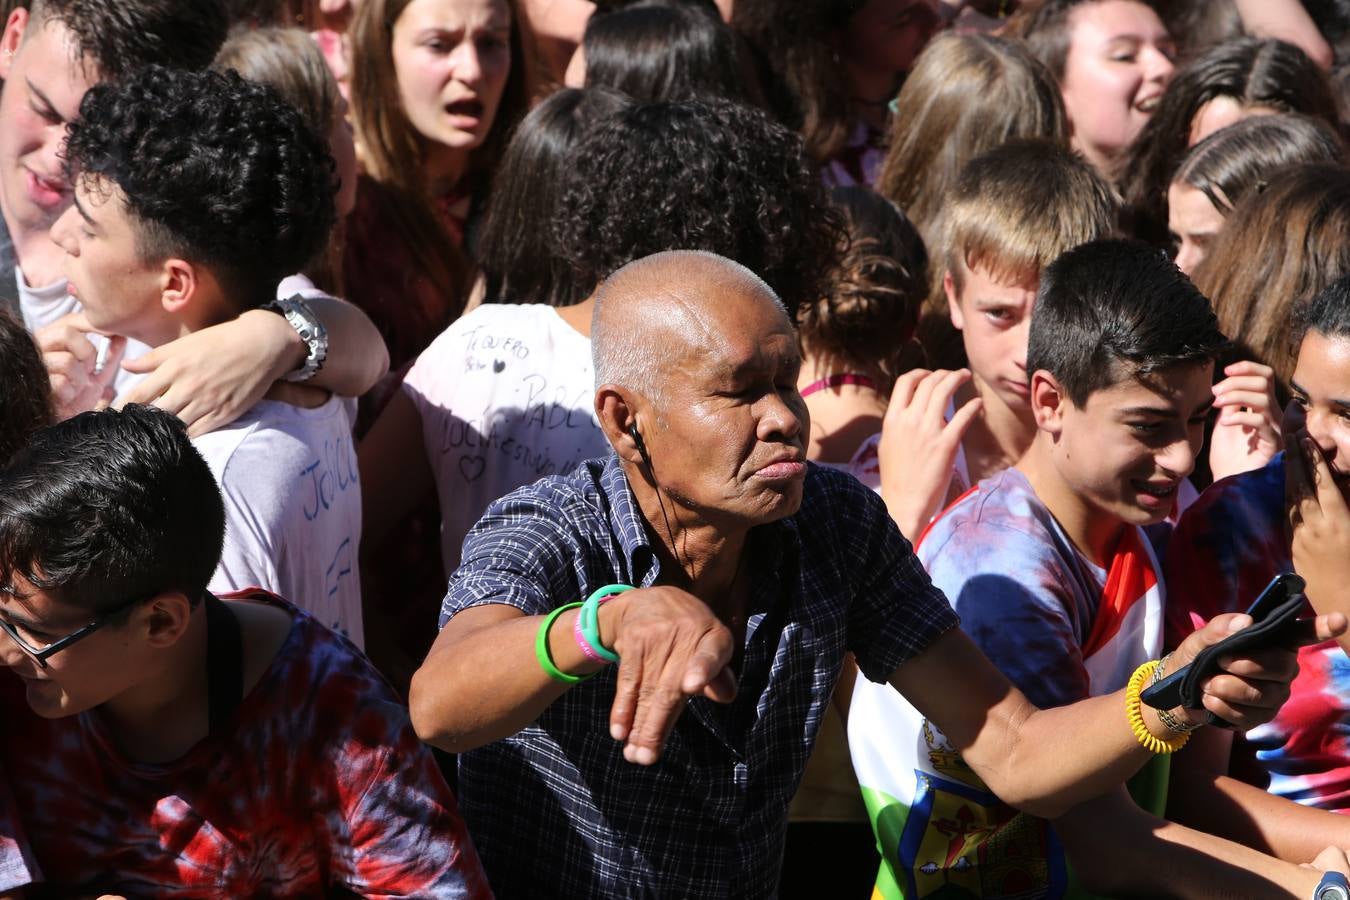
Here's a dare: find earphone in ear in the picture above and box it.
[629,422,653,469]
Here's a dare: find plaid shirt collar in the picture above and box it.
[596,452,798,596]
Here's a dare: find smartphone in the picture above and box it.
[1141,573,1312,713]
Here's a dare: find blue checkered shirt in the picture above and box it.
[441,455,958,898]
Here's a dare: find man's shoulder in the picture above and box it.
[461,456,624,557]
[797,461,886,520]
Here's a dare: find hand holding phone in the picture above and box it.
[1141,573,1318,721]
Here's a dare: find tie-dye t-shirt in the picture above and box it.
[1166,454,1350,810]
[849,467,1169,900]
[0,591,490,897]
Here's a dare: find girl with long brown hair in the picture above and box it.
[346,0,533,375]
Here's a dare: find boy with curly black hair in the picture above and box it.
[0,404,488,895]
[53,65,366,647]
[0,0,387,434]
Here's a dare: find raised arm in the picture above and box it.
[1234,0,1334,69]
[889,611,1343,820]
[118,294,389,436]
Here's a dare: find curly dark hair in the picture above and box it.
[0,311,52,470]
[64,65,336,308]
[30,0,228,79]
[1118,38,1339,248]
[555,95,842,314]
[478,87,632,307]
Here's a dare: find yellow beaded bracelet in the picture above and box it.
[1125,660,1192,754]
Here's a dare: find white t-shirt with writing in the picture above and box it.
[403,304,611,573]
[193,395,365,648]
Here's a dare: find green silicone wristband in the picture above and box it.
[535,602,589,685]
[579,584,634,664]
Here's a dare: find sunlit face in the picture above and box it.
[1060,0,1175,173]
[0,11,97,242]
[1188,96,1277,146]
[837,0,941,82]
[948,263,1036,413]
[1040,362,1213,526]
[1286,330,1350,497]
[49,176,168,346]
[1167,181,1226,276]
[391,0,513,160]
[0,575,146,719]
[643,285,809,527]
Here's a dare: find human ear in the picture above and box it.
[595,386,645,468]
[1029,370,1067,435]
[945,270,964,331]
[138,591,194,650]
[0,8,28,80]
[159,259,197,315]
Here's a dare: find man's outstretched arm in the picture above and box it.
[889,612,1345,820]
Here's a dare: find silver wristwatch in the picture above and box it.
[265,293,328,382]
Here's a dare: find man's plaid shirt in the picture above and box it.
[441,455,959,898]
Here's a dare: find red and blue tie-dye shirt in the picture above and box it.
[1166,454,1350,810]
[0,591,492,897]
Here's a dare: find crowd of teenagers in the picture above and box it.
[8,0,1350,897]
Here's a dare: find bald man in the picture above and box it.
[410,251,1338,898]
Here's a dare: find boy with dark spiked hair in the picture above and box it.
[850,239,1350,898]
[51,64,366,644]
[0,404,488,895]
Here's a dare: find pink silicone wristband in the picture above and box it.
[574,612,609,664]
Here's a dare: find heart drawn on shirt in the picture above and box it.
[459,454,486,482]
[493,359,505,373]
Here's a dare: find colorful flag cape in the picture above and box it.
[849,490,1168,900]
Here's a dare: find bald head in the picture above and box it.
[592,250,790,405]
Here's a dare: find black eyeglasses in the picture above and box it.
[0,591,154,669]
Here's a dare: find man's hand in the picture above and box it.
[36,313,126,421]
[606,586,737,765]
[1288,433,1350,648]
[1209,360,1282,483]
[1168,608,1347,730]
[878,368,982,540]
[118,309,303,437]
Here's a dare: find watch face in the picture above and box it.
[1319,874,1350,900]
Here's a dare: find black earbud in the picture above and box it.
[629,422,652,469]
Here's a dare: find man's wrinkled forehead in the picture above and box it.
[657,277,788,356]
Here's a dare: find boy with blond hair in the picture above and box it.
[878,138,1118,538]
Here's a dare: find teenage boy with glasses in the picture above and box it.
[0,405,488,897]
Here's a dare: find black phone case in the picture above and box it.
[1140,574,1310,723]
